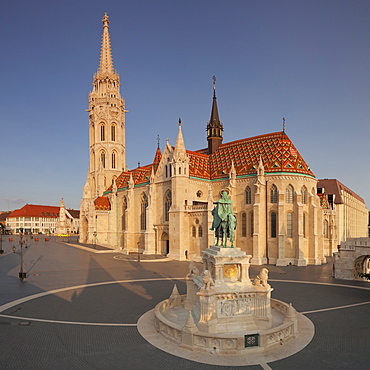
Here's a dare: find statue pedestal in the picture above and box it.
[153,245,300,355]
[196,246,273,333]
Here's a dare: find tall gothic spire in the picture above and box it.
[206,76,223,155]
[98,13,114,76]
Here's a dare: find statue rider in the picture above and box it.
[210,190,237,247]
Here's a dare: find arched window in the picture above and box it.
[323,219,329,238]
[241,212,247,237]
[245,186,252,205]
[270,185,278,203]
[122,196,127,231]
[286,185,294,203]
[192,226,196,237]
[164,191,172,222]
[100,151,106,168]
[250,211,254,236]
[140,193,148,230]
[111,152,116,169]
[100,124,105,141]
[198,226,203,237]
[301,186,307,204]
[271,212,277,238]
[287,212,293,238]
[111,125,116,141]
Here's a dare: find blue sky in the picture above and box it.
[1,0,370,211]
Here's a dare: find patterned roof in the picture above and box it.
[103,131,314,194]
[190,131,314,179]
[94,197,111,210]
[8,204,60,218]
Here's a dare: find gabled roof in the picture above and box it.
[67,209,80,219]
[108,164,153,191]
[94,197,111,210]
[190,131,314,179]
[317,179,365,204]
[8,204,60,218]
[102,131,314,195]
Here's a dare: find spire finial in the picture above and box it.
[282,117,286,132]
[178,118,182,126]
[212,75,217,96]
[157,134,160,148]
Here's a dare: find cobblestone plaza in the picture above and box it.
[1,236,369,369]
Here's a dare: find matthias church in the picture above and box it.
[80,14,368,265]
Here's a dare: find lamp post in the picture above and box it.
[137,241,141,262]
[93,231,97,249]
[0,224,3,254]
[13,233,27,280]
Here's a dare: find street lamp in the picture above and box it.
[137,241,141,262]
[93,231,97,249]
[13,233,27,280]
[0,224,4,254]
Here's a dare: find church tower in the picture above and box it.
[206,76,223,154]
[87,13,126,197]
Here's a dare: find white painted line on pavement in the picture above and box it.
[0,314,137,326]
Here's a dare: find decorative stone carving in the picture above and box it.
[253,268,270,288]
[202,270,215,290]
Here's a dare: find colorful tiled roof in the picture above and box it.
[103,131,314,194]
[109,164,153,191]
[94,197,111,210]
[191,131,314,179]
[8,204,60,218]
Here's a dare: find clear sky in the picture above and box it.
[1,0,370,211]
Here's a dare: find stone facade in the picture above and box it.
[334,237,370,281]
[80,14,368,266]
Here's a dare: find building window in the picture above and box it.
[192,226,196,237]
[198,226,203,237]
[100,124,105,141]
[164,191,172,222]
[270,185,278,203]
[112,152,116,169]
[100,151,106,168]
[246,186,252,204]
[287,212,293,238]
[111,125,116,141]
[250,211,254,236]
[122,196,127,231]
[271,212,277,238]
[301,186,307,204]
[323,219,329,238]
[286,185,294,203]
[140,193,148,230]
[241,212,247,237]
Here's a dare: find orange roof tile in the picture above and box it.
[8,204,60,218]
[192,131,314,179]
[94,197,111,210]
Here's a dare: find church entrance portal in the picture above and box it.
[161,232,169,255]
